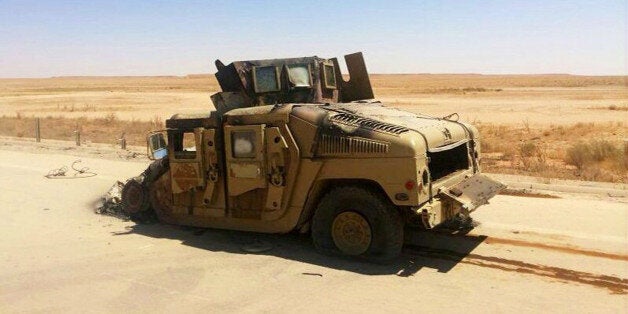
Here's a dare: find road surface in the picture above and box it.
[0,148,626,313]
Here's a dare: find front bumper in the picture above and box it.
[413,173,506,228]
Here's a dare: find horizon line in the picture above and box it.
[1,72,627,80]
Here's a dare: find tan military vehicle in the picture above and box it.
[121,52,504,262]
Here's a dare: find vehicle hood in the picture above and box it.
[323,102,473,152]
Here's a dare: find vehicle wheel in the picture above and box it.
[311,186,403,263]
[121,179,150,215]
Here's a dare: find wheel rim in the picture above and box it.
[331,211,372,255]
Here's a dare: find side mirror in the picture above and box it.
[147,132,167,160]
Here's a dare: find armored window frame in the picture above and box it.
[169,131,198,160]
[252,66,281,93]
[287,63,312,88]
[231,130,257,159]
[322,63,337,89]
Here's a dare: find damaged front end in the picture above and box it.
[311,101,506,229]
[416,173,505,228]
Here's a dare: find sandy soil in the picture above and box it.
[0,142,626,313]
[380,87,628,126]
[1,75,626,127]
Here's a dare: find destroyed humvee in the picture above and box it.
[122,52,504,262]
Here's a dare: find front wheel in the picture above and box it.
[311,186,403,263]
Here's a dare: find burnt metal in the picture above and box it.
[212,52,373,109]
[329,113,409,135]
[165,112,220,130]
[331,52,374,102]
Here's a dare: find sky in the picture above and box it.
[0,0,626,77]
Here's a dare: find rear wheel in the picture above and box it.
[121,179,150,215]
[311,186,403,263]
[122,158,169,223]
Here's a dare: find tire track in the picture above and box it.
[405,245,628,295]
[425,229,628,261]
[483,236,628,261]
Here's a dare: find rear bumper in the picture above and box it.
[412,173,506,228]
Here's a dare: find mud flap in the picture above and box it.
[439,173,506,214]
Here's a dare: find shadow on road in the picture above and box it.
[113,222,486,277]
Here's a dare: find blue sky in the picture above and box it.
[0,0,626,77]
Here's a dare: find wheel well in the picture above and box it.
[296,178,395,233]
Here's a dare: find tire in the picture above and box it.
[123,158,169,224]
[121,179,150,215]
[311,186,403,263]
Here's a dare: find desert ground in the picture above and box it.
[0,143,626,312]
[0,74,627,312]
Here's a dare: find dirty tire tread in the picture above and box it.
[121,179,150,214]
[311,186,403,263]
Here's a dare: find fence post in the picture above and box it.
[74,130,81,146]
[35,118,41,142]
[119,132,126,150]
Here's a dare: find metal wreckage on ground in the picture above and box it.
[120,52,505,262]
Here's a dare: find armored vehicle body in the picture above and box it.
[122,52,504,262]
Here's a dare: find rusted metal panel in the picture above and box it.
[170,162,202,193]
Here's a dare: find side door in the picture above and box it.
[224,124,295,220]
[224,125,267,217]
[168,128,205,212]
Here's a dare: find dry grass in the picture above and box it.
[371,74,626,96]
[0,75,218,95]
[479,122,628,183]
[3,74,623,97]
[0,114,164,146]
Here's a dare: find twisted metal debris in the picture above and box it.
[45,160,97,179]
[95,180,130,219]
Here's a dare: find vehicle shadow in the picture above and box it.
[113,222,486,276]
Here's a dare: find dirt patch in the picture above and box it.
[499,188,560,199]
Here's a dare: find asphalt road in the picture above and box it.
[0,149,626,313]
